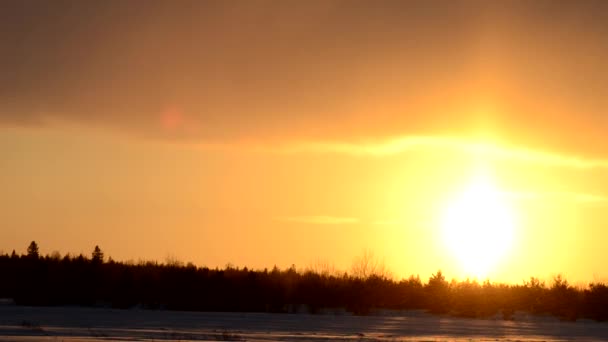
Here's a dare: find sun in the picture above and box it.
[441,173,516,278]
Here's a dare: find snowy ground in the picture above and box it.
[1,305,608,341]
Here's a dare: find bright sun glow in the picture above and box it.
[441,173,516,279]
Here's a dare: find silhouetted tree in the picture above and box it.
[26,241,39,259]
[522,276,547,314]
[585,282,608,321]
[548,274,579,320]
[1,242,608,321]
[350,249,390,280]
[92,246,104,264]
[426,270,451,314]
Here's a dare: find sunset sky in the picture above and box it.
[2,0,608,284]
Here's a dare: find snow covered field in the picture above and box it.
[1,305,608,341]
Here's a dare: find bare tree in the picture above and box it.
[305,259,341,277]
[350,249,391,279]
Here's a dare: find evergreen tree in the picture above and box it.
[92,245,104,264]
[26,241,39,259]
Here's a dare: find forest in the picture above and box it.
[1,241,608,322]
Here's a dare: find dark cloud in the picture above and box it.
[1,1,608,153]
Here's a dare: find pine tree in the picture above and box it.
[27,241,39,259]
[92,245,104,264]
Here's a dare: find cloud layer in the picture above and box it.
[2,1,608,156]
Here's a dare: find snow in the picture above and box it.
[0,306,607,341]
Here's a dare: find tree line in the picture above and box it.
[1,241,608,321]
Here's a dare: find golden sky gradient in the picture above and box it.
[1,0,608,284]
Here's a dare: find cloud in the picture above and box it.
[276,136,608,170]
[2,1,608,159]
[508,190,608,205]
[0,1,480,142]
[275,216,360,225]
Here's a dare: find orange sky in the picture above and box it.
[1,1,608,284]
